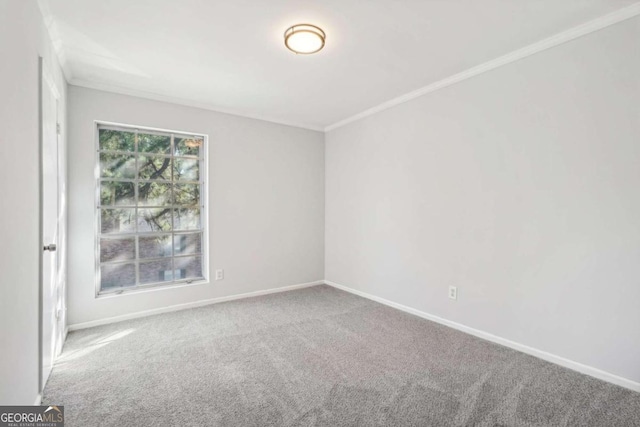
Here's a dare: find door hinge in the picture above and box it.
[56,123,61,135]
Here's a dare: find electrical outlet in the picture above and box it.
[215,269,224,281]
[448,286,457,300]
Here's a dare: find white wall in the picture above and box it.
[0,1,67,405]
[67,86,324,325]
[326,17,640,383]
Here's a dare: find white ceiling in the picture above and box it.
[41,0,636,130]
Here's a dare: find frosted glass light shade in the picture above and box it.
[284,24,325,54]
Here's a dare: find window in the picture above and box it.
[96,123,207,295]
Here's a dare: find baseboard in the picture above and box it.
[33,394,42,406]
[68,280,324,331]
[62,326,69,352]
[324,280,640,393]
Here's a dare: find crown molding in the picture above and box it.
[37,0,73,81]
[68,78,325,132]
[325,3,640,132]
[62,3,639,134]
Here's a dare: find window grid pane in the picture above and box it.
[97,125,205,294]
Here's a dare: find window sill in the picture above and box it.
[95,277,208,299]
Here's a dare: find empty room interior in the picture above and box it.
[1,0,640,425]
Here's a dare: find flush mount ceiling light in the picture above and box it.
[284,24,326,55]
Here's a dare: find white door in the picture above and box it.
[41,62,60,389]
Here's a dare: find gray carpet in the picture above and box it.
[44,285,640,426]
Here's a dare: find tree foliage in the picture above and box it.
[99,129,201,233]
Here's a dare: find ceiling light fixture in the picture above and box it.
[284,24,326,55]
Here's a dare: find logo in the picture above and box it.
[0,405,64,427]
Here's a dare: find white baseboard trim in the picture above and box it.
[324,280,640,393]
[33,394,42,406]
[68,280,324,331]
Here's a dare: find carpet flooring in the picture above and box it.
[44,285,640,426]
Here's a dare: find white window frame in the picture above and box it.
[94,121,209,297]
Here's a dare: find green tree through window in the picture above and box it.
[97,125,205,293]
